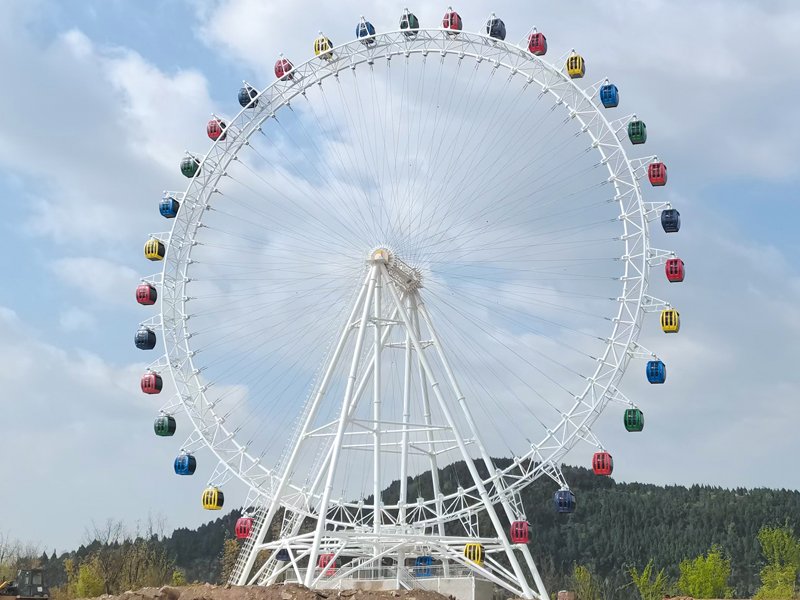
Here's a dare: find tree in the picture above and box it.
[171,570,186,586]
[754,525,800,600]
[218,539,240,585]
[570,564,602,600]
[678,544,732,598]
[628,559,671,600]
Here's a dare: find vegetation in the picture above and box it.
[1,465,799,599]
[754,525,800,599]
[677,545,732,598]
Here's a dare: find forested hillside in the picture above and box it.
[6,465,799,599]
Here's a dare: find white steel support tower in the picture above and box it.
[233,249,548,600]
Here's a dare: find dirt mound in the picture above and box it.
[78,583,453,600]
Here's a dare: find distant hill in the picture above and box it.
[42,464,800,598]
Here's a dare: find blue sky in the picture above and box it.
[2,0,800,553]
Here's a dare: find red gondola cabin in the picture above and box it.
[141,372,163,394]
[275,58,294,80]
[510,521,529,544]
[648,162,667,186]
[235,517,253,539]
[442,9,463,33]
[592,451,613,476]
[207,119,227,141]
[665,258,685,282]
[527,31,547,56]
[318,553,337,575]
[136,283,157,305]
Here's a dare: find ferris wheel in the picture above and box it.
[134,8,684,600]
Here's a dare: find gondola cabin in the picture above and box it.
[136,283,157,305]
[661,209,681,233]
[144,238,165,261]
[174,453,196,475]
[414,555,433,577]
[628,119,647,145]
[276,549,290,561]
[356,19,376,45]
[527,31,547,56]
[486,15,506,40]
[274,58,294,80]
[207,119,227,142]
[665,258,685,282]
[141,372,163,394]
[648,162,667,186]
[235,517,253,539]
[661,308,680,333]
[135,326,156,350]
[202,487,224,510]
[554,489,576,513]
[314,35,334,60]
[599,83,619,108]
[180,156,201,178]
[400,10,420,37]
[510,521,529,544]
[159,196,180,218]
[464,543,484,566]
[566,53,585,78]
[318,553,337,575]
[592,451,613,476]
[442,9,463,33]
[646,360,666,384]
[624,408,644,432]
[238,85,258,108]
[154,415,176,437]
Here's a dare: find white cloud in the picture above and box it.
[50,257,140,308]
[59,306,97,331]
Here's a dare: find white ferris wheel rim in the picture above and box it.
[152,27,654,525]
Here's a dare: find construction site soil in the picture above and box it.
[77,584,455,600]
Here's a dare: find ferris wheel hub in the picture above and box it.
[369,247,422,291]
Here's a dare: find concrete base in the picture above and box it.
[314,577,493,600]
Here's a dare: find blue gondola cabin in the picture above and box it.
[159,196,180,218]
[356,20,376,45]
[486,16,506,40]
[554,489,576,513]
[646,360,666,384]
[135,327,156,350]
[661,209,681,233]
[238,85,258,108]
[174,453,196,475]
[414,555,433,577]
[600,83,619,108]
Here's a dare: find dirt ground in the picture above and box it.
[78,583,454,600]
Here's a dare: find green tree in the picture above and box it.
[628,559,671,600]
[678,544,732,598]
[570,564,601,600]
[218,539,240,584]
[754,525,800,600]
[74,558,104,599]
[171,570,186,586]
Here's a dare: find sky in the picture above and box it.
[1,0,800,553]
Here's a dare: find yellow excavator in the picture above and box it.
[0,569,48,600]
